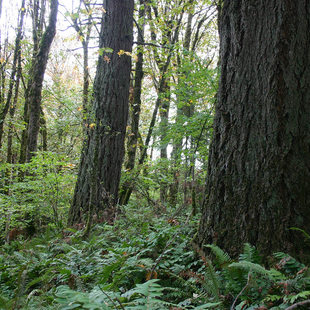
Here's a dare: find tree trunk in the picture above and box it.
[7,52,22,164]
[68,0,134,226]
[196,0,310,260]
[26,0,58,161]
[0,0,26,150]
[159,80,170,204]
[119,0,145,206]
[39,107,47,151]
[70,5,92,125]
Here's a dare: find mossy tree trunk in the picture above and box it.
[68,0,134,225]
[19,0,58,162]
[196,0,310,260]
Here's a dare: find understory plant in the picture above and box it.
[0,204,310,309]
[0,151,76,240]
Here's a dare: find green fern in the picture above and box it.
[201,256,221,301]
[205,244,243,295]
[229,261,273,278]
[239,243,261,264]
[290,227,310,243]
[55,285,114,309]
[124,279,174,310]
[206,244,232,267]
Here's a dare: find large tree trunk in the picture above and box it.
[196,0,310,260]
[68,0,134,226]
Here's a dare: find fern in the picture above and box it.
[124,279,174,310]
[229,261,273,278]
[193,301,223,309]
[287,290,310,303]
[205,244,242,295]
[239,243,261,264]
[290,227,310,242]
[55,285,114,309]
[201,256,221,301]
[206,244,232,267]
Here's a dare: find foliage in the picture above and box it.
[1,205,310,309]
[0,2,309,310]
[0,151,76,238]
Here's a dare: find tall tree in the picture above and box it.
[119,0,145,206]
[0,0,26,150]
[68,0,134,226]
[20,0,58,162]
[196,0,310,260]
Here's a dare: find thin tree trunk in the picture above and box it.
[0,0,26,149]
[159,80,170,204]
[196,0,310,260]
[39,107,47,151]
[7,52,22,164]
[119,0,145,206]
[139,13,183,166]
[70,5,92,124]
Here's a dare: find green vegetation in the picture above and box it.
[1,195,310,309]
[1,1,309,309]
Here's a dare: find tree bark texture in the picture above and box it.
[197,0,310,260]
[68,0,134,225]
[7,52,22,164]
[25,0,58,161]
[119,0,145,206]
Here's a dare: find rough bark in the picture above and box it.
[68,0,134,225]
[25,0,58,161]
[196,0,310,260]
[119,0,145,206]
[7,52,22,164]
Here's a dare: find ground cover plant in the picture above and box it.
[1,201,310,309]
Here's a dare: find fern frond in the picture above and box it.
[229,261,272,278]
[124,279,174,310]
[290,227,310,242]
[193,301,223,309]
[206,244,232,267]
[239,243,261,263]
[202,256,221,301]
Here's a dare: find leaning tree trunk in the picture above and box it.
[25,0,58,162]
[68,0,134,226]
[196,0,310,260]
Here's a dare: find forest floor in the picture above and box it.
[1,202,310,309]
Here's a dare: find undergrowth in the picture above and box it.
[0,204,310,309]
